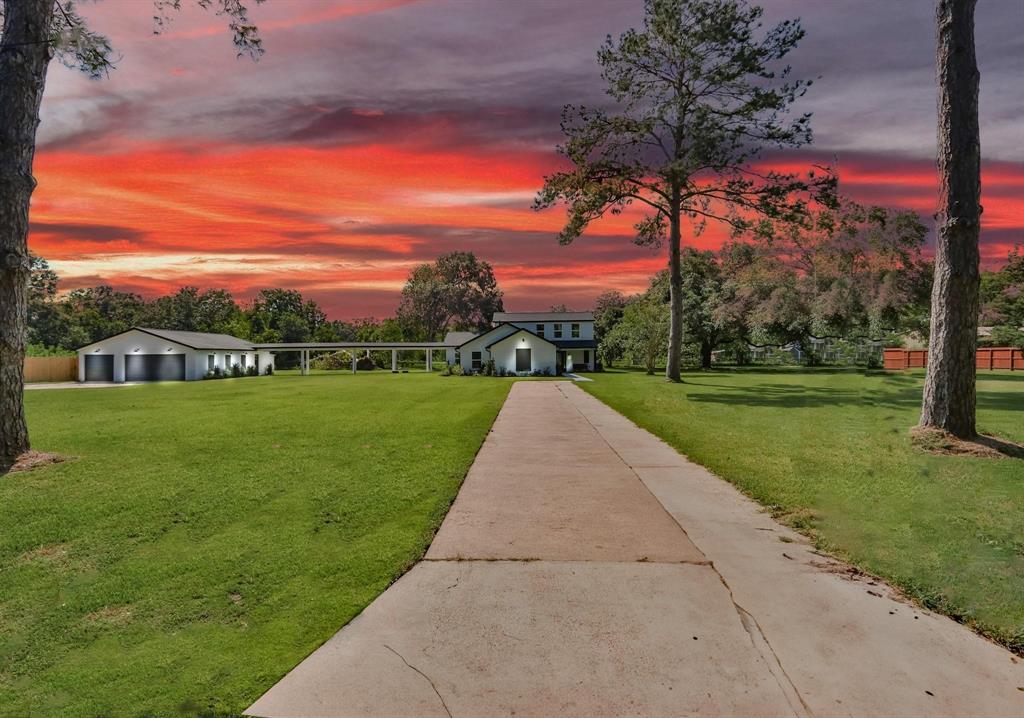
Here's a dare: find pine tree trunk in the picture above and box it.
[700,339,712,369]
[665,191,683,382]
[920,0,981,439]
[0,0,55,467]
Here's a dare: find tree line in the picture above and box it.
[595,236,1022,374]
[26,251,505,365]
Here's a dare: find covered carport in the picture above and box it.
[253,340,460,375]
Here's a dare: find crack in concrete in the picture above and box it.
[556,382,813,718]
[422,556,711,566]
[711,567,814,718]
[383,644,453,718]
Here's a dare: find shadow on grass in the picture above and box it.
[687,383,923,410]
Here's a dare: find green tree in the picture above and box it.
[61,286,145,345]
[26,254,68,349]
[535,0,830,382]
[604,293,670,375]
[715,200,931,359]
[1,0,264,464]
[980,246,1024,348]
[593,290,628,365]
[396,252,503,340]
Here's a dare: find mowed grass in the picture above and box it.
[2,373,511,717]
[583,368,1024,651]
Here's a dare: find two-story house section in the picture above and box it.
[453,310,597,375]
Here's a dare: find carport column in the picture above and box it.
[113,353,126,383]
[392,349,398,373]
[77,353,85,382]
[351,351,357,374]
[426,349,433,372]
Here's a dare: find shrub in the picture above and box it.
[264,364,274,376]
[311,350,353,371]
[246,365,258,376]
[203,366,224,380]
[355,356,376,371]
[450,363,464,376]
[230,363,244,378]
[482,359,496,376]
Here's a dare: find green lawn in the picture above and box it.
[582,368,1024,652]
[1,373,511,717]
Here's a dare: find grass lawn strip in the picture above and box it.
[582,368,1024,653]
[1,373,511,716]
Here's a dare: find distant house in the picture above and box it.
[450,311,598,375]
[77,328,274,382]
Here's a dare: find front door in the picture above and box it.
[555,351,566,375]
[515,348,531,373]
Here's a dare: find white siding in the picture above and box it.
[77,330,195,381]
[458,324,519,372]
[77,329,269,382]
[510,320,594,340]
[487,331,557,375]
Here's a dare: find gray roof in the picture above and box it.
[253,341,453,350]
[493,311,594,323]
[484,325,556,349]
[443,331,479,346]
[553,339,598,349]
[133,327,255,351]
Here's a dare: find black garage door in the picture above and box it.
[125,354,186,381]
[84,354,114,382]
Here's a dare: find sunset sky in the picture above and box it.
[31,0,1024,319]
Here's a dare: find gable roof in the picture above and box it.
[484,325,557,350]
[443,331,478,347]
[78,327,254,352]
[456,322,519,349]
[493,311,594,323]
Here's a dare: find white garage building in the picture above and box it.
[77,328,274,382]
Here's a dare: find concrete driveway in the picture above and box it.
[248,381,1024,717]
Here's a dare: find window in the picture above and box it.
[241,354,247,368]
[583,350,590,365]
[471,351,482,370]
[207,354,215,370]
[571,323,580,338]
[536,323,545,337]
[553,323,563,339]
[225,354,232,366]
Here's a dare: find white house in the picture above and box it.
[453,311,598,375]
[77,327,275,382]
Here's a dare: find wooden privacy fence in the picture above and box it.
[884,347,1023,371]
[24,356,78,383]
